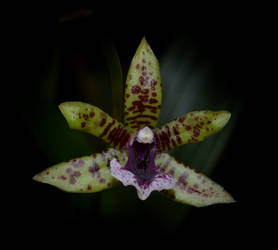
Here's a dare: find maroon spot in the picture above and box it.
[132,100,144,110]
[89,111,95,118]
[139,76,148,86]
[72,159,84,168]
[142,71,147,76]
[131,85,141,94]
[69,176,76,184]
[177,173,188,190]
[178,117,186,123]
[187,187,201,195]
[169,168,175,176]
[193,128,200,137]
[152,92,157,97]
[165,125,171,137]
[131,125,139,129]
[99,178,106,184]
[126,114,157,121]
[78,113,81,119]
[66,168,72,173]
[89,163,100,178]
[171,138,177,148]
[139,95,148,102]
[129,120,151,125]
[119,133,130,150]
[107,125,120,143]
[73,171,81,177]
[136,64,140,70]
[141,88,149,94]
[83,114,89,120]
[100,118,106,127]
[126,93,130,98]
[142,58,146,64]
[176,135,182,144]
[185,125,191,131]
[142,65,146,71]
[87,185,92,190]
[207,120,211,124]
[173,125,179,135]
[81,122,86,128]
[100,120,116,138]
[128,106,135,111]
[107,127,118,144]
[149,98,158,104]
[150,80,157,90]
[112,127,130,148]
[60,175,67,180]
[158,130,171,151]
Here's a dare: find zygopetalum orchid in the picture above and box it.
[33,38,235,207]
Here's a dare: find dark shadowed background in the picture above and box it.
[9,5,266,246]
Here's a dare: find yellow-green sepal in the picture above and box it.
[33,149,128,193]
[124,37,162,130]
[155,153,235,207]
[154,110,231,152]
[59,102,133,150]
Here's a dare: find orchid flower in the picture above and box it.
[33,38,235,207]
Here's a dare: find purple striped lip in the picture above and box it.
[110,127,176,200]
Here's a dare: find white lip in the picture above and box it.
[136,126,154,144]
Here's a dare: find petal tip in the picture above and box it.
[59,102,70,119]
[32,173,46,184]
[32,174,39,182]
[58,102,82,128]
[225,192,236,204]
[59,102,72,118]
[213,111,231,129]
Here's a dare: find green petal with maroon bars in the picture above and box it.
[33,148,128,193]
[59,102,133,150]
[124,37,162,131]
[155,153,235,207]
[154,110,231,153]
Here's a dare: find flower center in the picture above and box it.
[123,127,158,184]
[110,126,176,200]
[124,141,158,184]
[136,126,154,144]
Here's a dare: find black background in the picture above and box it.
[8,4,268,246]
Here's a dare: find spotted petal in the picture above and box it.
[124,37,162,130]
[59,102,132,150]
[33,149,128,193]
[154,110,231,152]
[155,153,235,207]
